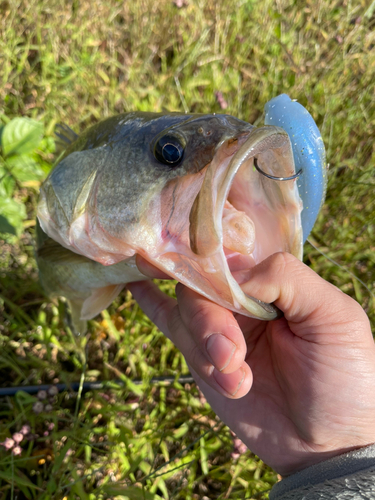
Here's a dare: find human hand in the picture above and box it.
[128,253,375,476]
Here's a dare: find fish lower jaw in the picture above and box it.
[223,249,256,285]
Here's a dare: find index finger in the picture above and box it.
[174,284,247,373]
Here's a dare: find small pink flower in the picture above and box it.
[20,425,31,436]
[63,448,73,463]
[215,91,228,110]
[231,436,248,459]
[37,390,47,401]
[12,433,23,444]
[48,386,59,396]
[1,438,14,450]
[173,0,188,7]
[234,438,247,454]
[12,446,22,456]
[33,401,44,414]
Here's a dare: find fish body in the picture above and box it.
[36,97,326,332]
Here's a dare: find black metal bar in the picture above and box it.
[0,376,195,397]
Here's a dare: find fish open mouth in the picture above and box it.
[189,126,303,319]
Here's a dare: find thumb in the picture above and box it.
[240,253,370,342]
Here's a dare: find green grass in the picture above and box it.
[0,0,374,498]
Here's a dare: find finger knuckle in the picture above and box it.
[188,304,211,335]
[269,251,296,274]
[151,300,169,329]
[167,305,182,338]
[189,342,205,367]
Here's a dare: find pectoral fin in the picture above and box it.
[66,298,87,335]
[80,284,125,320]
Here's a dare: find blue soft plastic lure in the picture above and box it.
[264,94,327,242]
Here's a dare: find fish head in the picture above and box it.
[38,112,306,320]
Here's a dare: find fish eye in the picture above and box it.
[154,135,184,166]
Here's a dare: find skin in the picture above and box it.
[128,252,375,477]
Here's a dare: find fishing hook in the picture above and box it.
[254,157,302,181]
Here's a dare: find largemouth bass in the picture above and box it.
[36,94,326,333]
